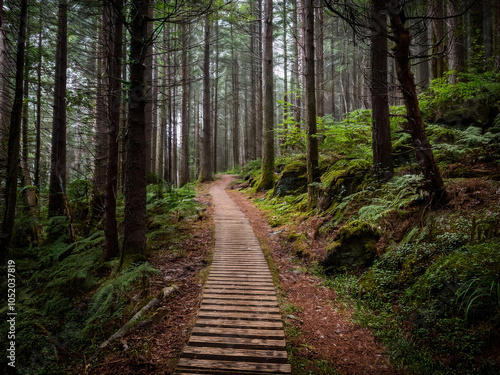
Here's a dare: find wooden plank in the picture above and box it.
[203,289,275,296]
[176,358,291,374]
[196,318,283,329]
[188,335,286,349]
[181,346,288,361]
[202,299,278,307]
[205,285,274,290]
[202,295,277,303]
[198,311,282,321]
[191,326,285,339]
[200,304,280,314]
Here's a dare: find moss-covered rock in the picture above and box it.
[322,221,381,273]
[273,160,308,196]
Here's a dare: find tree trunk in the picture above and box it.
[330,18,336,119]
[282,0,289,152]
[256,0,263,159]
[315,0,324,119]
[249,0,257,161]
[48,0,68,218]
[0,0,12,196]
[122,0,150,262]
[0,0,28,254]
[92,8,108,220]
[20,18,40,231]
[448,0,466,81]
[144,5,154,175]
[103,0,123,260]
[494,0,500,69]
[388,1,448,205]
[213,20,219,173]
[416,17,430,90]
[179,23,190,186]
[292,0,301,128]
[256,0,274,191]
[34,7,42,202]
[151,53,158,175]
[232,52,240,167]
[371,0,393,180]
[430,0,447,79]
[200,15,213,182]
[304,0,319,207]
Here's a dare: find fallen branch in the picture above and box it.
[89,285,178,362]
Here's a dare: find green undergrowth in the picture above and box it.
[1,183,203,374]
[235,84,500,373]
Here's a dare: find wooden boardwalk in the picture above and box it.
[175,178,291,374]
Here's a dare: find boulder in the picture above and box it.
[273,161,308,196]
[322,221,381,273]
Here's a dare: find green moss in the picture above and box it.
[334,220,381,243]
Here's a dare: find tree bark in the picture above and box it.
[0,0,12,195]
[292,0,301,128]
[103,0,123,260]
[34,6,43,202]
[256,0,263,159]
[232,37,240,168]
[0,0,28,254]
[144,5,154,175]
[200,15,213,182]
[448,0,466,81]
[122,0,150,262]
[494,0,500,69]
[315,0,324,119]
[304,0,320,207]
[92,7,109,219]
[388,1,448,205]
[179,23,190,186]
[48,0,68,218]
[370,0,393,180]
[430,0,447,79]
[213,20,219,172]
[256,0,274,191]
[249,0,257,161]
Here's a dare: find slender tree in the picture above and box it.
[200,14,213,182]
[179,23,190,186]
[304,0,320,206]
[103,0,123,260]
[0,0,28,254]
[370,0,393,179]
[122,0,150,262]
[315,0,325,119]
[256,0,274,190]
[388,0,448,205]
[48,0,68,218]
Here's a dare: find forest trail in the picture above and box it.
[175,175,292,374]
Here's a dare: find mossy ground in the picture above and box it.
[0,182,207,374]
[234,81,500,374]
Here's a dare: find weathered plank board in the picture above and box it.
[175,179,290,374]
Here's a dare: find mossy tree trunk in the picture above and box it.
[388,1,448,205]
[256,0,275,191]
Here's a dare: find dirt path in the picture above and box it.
[225,176,397,375]
[175,175,291,374]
